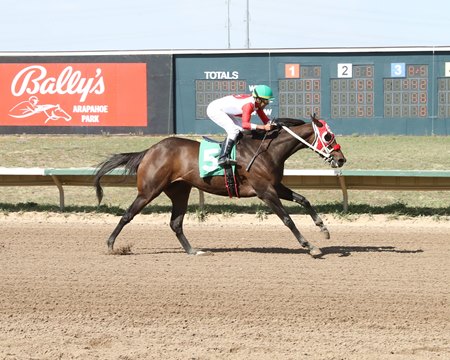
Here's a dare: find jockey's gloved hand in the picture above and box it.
[269,118,280,129]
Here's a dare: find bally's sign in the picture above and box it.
[0,63,147,127]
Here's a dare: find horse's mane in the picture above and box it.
[274,118,306,127]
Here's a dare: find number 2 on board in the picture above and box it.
[338,63,352,78]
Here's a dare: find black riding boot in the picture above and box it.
[218,137,237,167]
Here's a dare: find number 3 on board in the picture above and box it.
[391,63,405,77]
[337,63,352,78]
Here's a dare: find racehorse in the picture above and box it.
[94,114,346,258]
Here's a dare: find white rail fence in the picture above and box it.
[1,167,450,212]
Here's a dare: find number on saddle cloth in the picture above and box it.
[198,138,236,178]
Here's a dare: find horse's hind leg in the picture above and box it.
[275,184,330,239]
[107,193,151,252]
[164,182,202,255]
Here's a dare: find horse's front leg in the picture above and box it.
[258,188,322,258]
[275,183,330,239]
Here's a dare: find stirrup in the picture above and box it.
[218,157,237,167]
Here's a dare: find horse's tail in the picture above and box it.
[94,150,148,204]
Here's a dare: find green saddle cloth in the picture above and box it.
[198,139,236,178]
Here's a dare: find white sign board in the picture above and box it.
[337,63,352,78]
[445,62,450,77]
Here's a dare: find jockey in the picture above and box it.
[206,84,275,167]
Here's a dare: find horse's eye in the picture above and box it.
[323,133,332,142]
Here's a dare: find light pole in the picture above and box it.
[246,0,250,48]
[227,0,231,48]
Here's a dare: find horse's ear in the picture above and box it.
[311,113,323,127]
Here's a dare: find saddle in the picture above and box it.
[198,137,239,198]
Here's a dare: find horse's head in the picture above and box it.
[275,114,346,168]
[309,114,346,168]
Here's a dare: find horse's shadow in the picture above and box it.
[203,246,423,257]
[137,246,423,257]
[320,246,423,257]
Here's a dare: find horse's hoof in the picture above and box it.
[309,246,323,258]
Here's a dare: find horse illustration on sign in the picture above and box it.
[9,96,72,124]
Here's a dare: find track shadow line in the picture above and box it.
[127,246,423,257]
[201,247,308,254]
[320,246,424,257]
[202,246,424,257]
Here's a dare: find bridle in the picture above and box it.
[311,120,341,154]
[280,120,341,165]
[246,118,342,171]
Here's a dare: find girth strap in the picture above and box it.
[224,166,239,198]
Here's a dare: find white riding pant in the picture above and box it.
[206,106,241,141]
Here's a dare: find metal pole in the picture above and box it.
[227,0,231,48]
[246,0,250,48]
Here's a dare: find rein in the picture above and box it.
[245,130,269,171]
[246,120,340,171]
[281,125,333,161]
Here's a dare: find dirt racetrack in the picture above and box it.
[0,212,449,360]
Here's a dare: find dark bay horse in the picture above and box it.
[94,115,346,257]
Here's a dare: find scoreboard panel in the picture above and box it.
[195,79,247,119]
[279,65,321,118]
[174,50,450,135]
[438,78,450,118]
[331,65,374,118]
[384,65,428,118]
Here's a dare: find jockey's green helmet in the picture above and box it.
[252,85,274,100]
